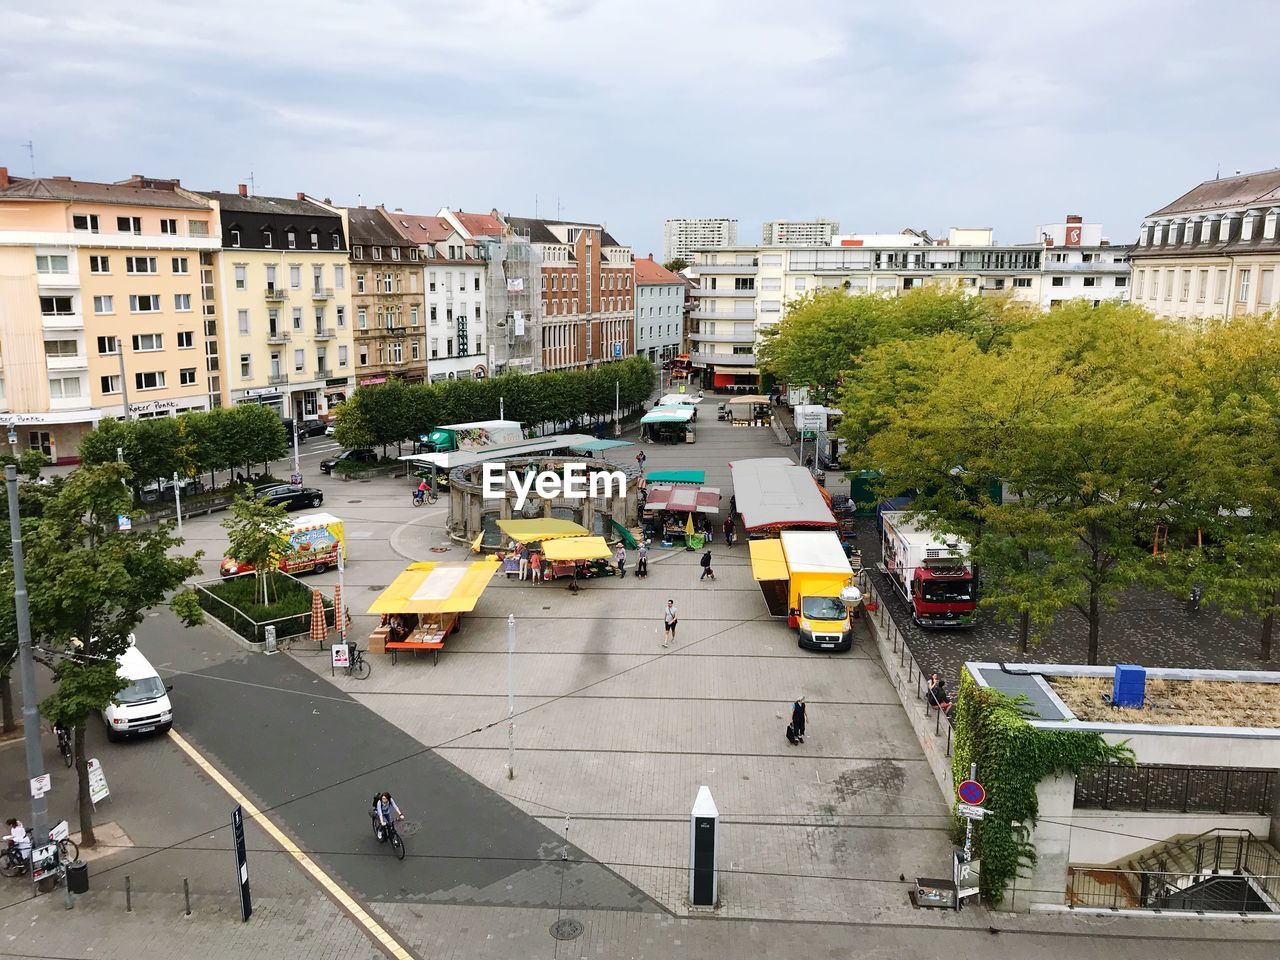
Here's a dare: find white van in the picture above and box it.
[101,640,173,741]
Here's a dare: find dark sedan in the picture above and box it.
[320,448,377,474]
[250,484,324,511]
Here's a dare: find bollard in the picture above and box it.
[64,874,73,911]
[125,875,132,912]
[184,878,191,916]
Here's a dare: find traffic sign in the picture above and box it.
[958,779,985,806]
[957,802,986,820]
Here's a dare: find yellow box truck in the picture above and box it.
[749,530,859,651]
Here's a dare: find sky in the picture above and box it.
[4,0,1280,256]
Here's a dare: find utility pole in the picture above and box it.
[6,465,49,845]
[614,380,621,437]
[337,555,347,643]
[505,614,515,780]
[291,418,301,484]
[172,471,183,537]
[116,346,131,421]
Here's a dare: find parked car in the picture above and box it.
[249,483,324,510]
[138,476,204,504]
[324,423,336,436]
[300,418,328,437]
[320,448,377,475]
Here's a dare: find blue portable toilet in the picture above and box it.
[1112,664,1146,708]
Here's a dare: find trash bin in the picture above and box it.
[66,860,88,894]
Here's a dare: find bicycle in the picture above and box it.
[1,822,77,878]
[55,725,73,768]
[370,811,405,860]
[412,486,438,507]
[345,646,371,680]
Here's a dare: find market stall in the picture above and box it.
[644,483,721,546]
[567,438,634,458]
[540,535,615,591]
[645,469,705,485]
[640,406,696,444]
[367,560,500,664]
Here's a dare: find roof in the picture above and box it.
[646,469,704,485]
[634,256,685,285]
[345,206,411,246]
[198,191,339,219]
[730,458,837,532]
[0,174,208,209]
[779,530,852,576]
[657,394,702,406]
[1147,168,1280,218]
[567,438,633,453]
[452,209,505,238]
[966,664,1069,721]
[368,561,500,615]
[641,407,695,424]
[505,215,624,248]
[496,518,590,543]
[644,485,722,515]
[541,536,613,562]
[388,212,456,245]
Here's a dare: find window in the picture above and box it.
[177,330,194,348]
[1238,269,1251,303]
[92,295,113,314]
[430,305,437,323]
[334,264,345,289]
[89,255,110,274]
[332,233,341,250]
[117,216,142,234]
[313,264,324,291]
[289,265,301,289]
[174,293,192,311]
[159,218,177,235]
[1260,269,1275,307]
[263,229,273,248]
[129,294,161,313]
[230,228,241,247]
[1164,269,1174,300]
[1214,269,1227,303]
[411,340,420,360]
[234,265,246,289]
[356,273,366,294]
[372,246,382,260]
[237,309,249,334]
[135,371,165,390]
[410,248,419,261]
[1083,277,1098,287]
[310,230,319,249]
[390,341,403,363]
[390,247,400,261]
[1013,278,1032,288]
[293,348,304,372]
[734,277,755,290]
[446,338,453,356]
[338,345,349,368]
[240,354,251,378]
[353,245,363,260]
[44,339,80,358]
[189,219,208,237]
[126,256,157,274]
[96,335,119,354]
[180,367,197,386]
[1197,269,1209,302]
[429,272,437,292]
[132,333,163,352]
[411,306,419,326]
[382,275,392,294]
[357,307,367,329]
[171,256,189,274]
[73,214,99,233]
[100,374,121,394]
[1115,276,1127,287]
[48,376,82,398]
[1051,276,1065,287]
[288,307,301,331]
[336,305,345,327]
[314,307,324,331]
[36,254,69,274]
[287,230,297,249]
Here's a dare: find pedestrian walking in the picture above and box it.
[699,549,715,581]
[723,516,735,547]
[662,600,678,647]
[791,697,808,743]
[636,450,647,472]
[615,543,627,578]
[529,550,542,584]
[636,540,649,579]
[518,544,530,581]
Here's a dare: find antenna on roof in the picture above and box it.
[243,171,256,196]
[1215,163,1220,181]
[23,140,34,177]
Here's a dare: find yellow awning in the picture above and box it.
[748,538,789,582]
[541,536,614,562]
[496,518,590,543]
[368,561,500,614]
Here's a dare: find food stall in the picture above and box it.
[539,535,616,590]
[494,518,592,578]
[640,406,696,444]
[644,484,722,546]
[367,560,500,664]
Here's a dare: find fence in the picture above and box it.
[1076,764,1276,815]
[1068,867,1280,912]
[194,572,334,645]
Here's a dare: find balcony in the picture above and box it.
[312,327,336,340]
[689,329,757,344]
[1042,261,1131,273]
[311,287,334,301]
[36,270,79,290]
[267,373,289,386]
[266,330,290,344]
[690,308,755,322]
[315,367,332,379]
[41,312,84,331]
[45,354,89,371]
[688,350,756,366]
[264,287,288,301]
[692,287,757,298]
[694,262,759,275]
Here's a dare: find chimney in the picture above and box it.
[238,183,248,197]
[1066,214,1083,224]
[53,176,72,181]
[0,167,8,188]
[296,192,306,201]
[325,197,332,205]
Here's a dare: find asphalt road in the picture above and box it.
[136,610,657,913]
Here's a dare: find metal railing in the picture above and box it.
[1076,764,1275,815]
[311,287,334,300]
[1068,865,1280,912]
[313,327,336,339]
[267,373,289,385]
[266,331,290,344]
[264,287,288,301]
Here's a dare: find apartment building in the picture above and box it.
[0,168,220,461]
[762,218,839,246]
[1038,215,1130,308]
[199,186,354,421]
[1130,168,1280,321]
[501,215,634,370]
[662,218,737,264]
[333,205,426,386]
[633,254,685,363]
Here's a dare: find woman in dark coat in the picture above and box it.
[791,697,807,743]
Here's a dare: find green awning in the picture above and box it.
[646,470,705,485]
[641,407,695,424]
[568,438,635,453]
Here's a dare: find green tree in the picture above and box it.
[662,257,689,272]
[23,463,203,847]
[222,487,292,605]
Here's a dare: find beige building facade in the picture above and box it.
[0,168,219,461]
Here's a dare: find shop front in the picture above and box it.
[2,410,102,465]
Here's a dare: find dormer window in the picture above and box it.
[287,229,297,249]
[390,247,401,261]
[409,248,420,261]
[372,246,382,260]
[353,245,363,259]
[310,230,319,249]
[230,227,241,248]
[263,229,273,248]
[331,232,341,250]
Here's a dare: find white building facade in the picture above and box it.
[762,219,839,246]
[633,255,684,363]
[662,218,737,264]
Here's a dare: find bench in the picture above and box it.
[386,639,445,665]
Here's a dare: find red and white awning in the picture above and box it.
[644,484,722,514]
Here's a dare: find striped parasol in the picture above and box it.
[309,588,328,645]
[332,583,350,640]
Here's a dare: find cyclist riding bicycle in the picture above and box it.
[413,479,431,504]
[372,791,403,842]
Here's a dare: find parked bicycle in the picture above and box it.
[345,644,371,680]
[54,723,73,769]
[1,821,77,878]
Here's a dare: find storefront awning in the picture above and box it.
[541,536,614,562]
[748,538,789,582]
[567,438,634,453]
[368,561,500,614]
[641,407,695,425]
[646,469,704,485]
[644,484,722,514]
[657,393,703,406]
[496,518,591,543]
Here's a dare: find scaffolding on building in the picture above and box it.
[482,230,544,375]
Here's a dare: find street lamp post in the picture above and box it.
[172,471,183,537]
[291,418,301,484]
[505,613,515,780]
[116,346,131,421]
[5,465,49,847]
